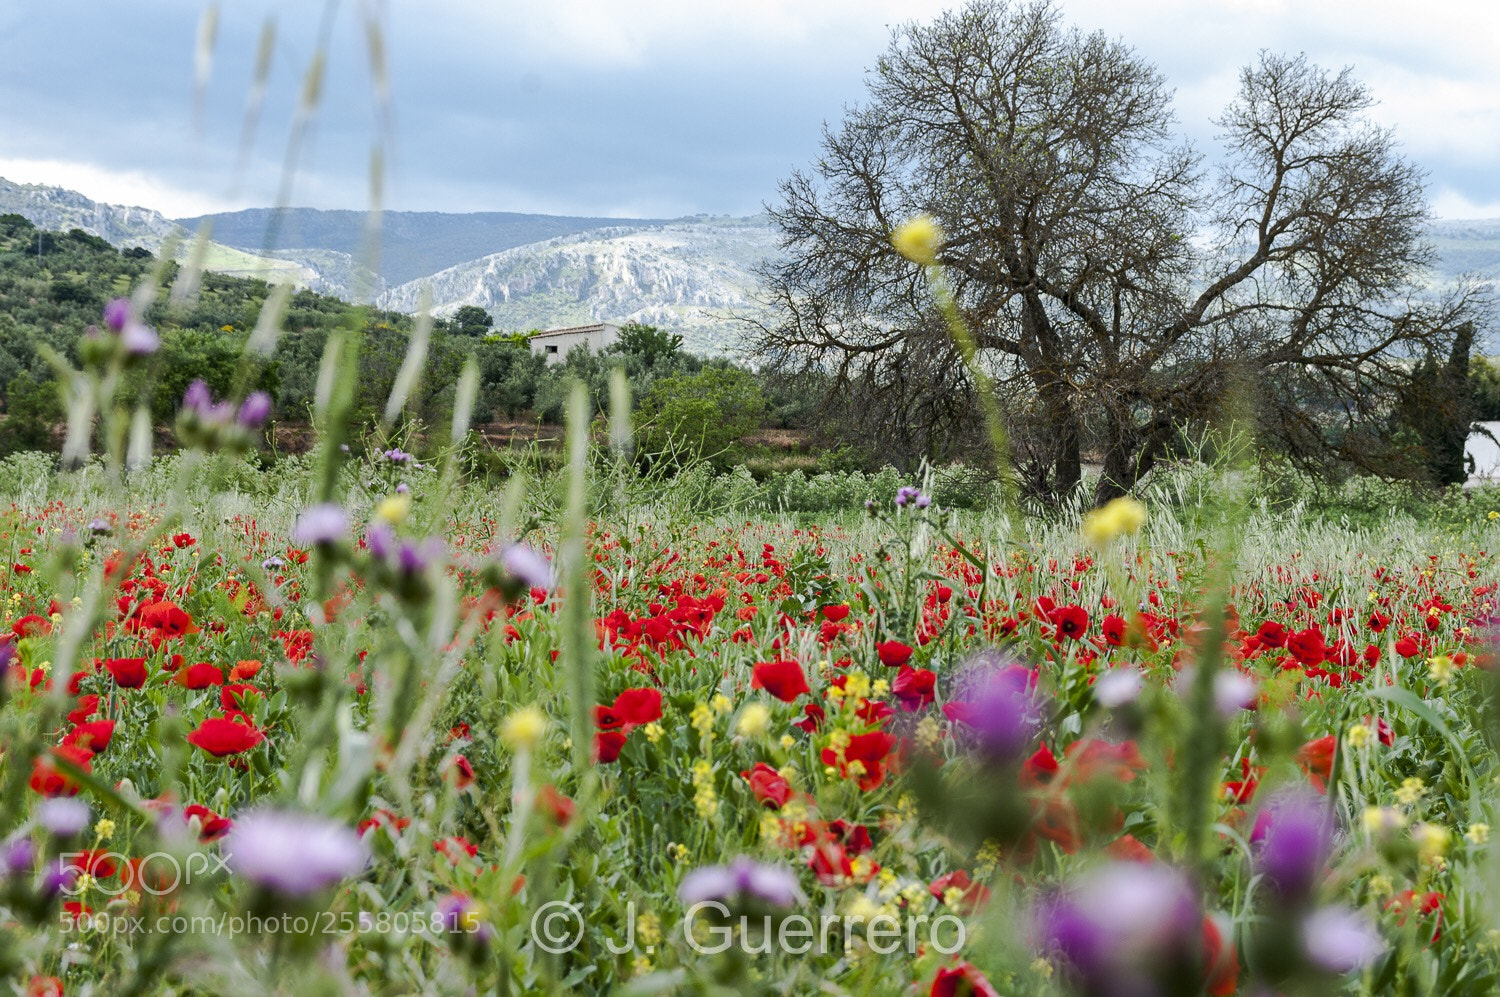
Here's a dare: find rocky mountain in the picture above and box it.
[0,177,178,248]
[175,207,665,287]
[7,178,1499,356]
[375,216,782,356]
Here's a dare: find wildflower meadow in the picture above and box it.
[0,271,1498,997]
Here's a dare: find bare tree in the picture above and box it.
[752,0,1482,504]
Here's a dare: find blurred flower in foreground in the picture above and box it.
[500,705,548,751]
[291,504,349,546]
[679,856,803,909]
[1032,862,1206,995]
[891,214,943,265]
[944,652,1040,762]
[1251,788,1334,900]
[224,810,367,895]
[1301,906,1384,973]
[37,798,90,837]
[499,543,555,591]
[1082,496,1147,546]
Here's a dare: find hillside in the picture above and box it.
[374,216,781,356]
[7,178,1500,356]
[175,207,666,287]
[0,177,177,248]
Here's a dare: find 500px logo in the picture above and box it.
[56,851,231,897]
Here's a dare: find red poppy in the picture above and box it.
[1101,614,1127,646]
[73,850,118,877]
[357,809,411,837]
[66,694,100,725]
[1386,890,1444,942]
[30,745,94,796]
[612,687,663,727]
[808,841,855,885]
[929,962,1000,997]
[742,762,793,809]
[1105,833,1156,863]
[435,836,479,861]
[230,659,263,680]
[1050,605,1089,640]
[536,784,576,826]
[1256,620,1287,648]
[185,716,265,757]
[63,719,115,753]
[133,600,199,637]
[793,703,826,733]
[1296,735,1337,791]
[104,657,149,689]
[593,731,627,763]
[1063,738,1146,784]
[1201,914,1240,995]
[183,804,234,841]
[26,976,63,997]
[1286,627,1328,666]
[220,683,260,710]
[751,660,810,702]
[822,730,897,791]
[176,662,224,689]
[876,640,914,668]
[892,665,936,712]
[12,614,50,639]
[444,755,476,790]
[929,869,991,914]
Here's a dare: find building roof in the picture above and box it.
[530,322,618,340]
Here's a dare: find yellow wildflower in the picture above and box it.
[1082,496,1147,546]
[891,215,943,265]
[500,706,548,751]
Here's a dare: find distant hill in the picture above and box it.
[375,217,782,356]
[0,177,177,248]
[7,177,1499,356]
[174,207,667,287]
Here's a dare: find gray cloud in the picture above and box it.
[0,0,1495,218]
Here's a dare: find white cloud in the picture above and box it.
[1429,188,1500,221]
[0,157,247,217]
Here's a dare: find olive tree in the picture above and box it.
[752,0,1483,503]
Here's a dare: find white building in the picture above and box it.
[1466,421,1500,488]
[529,322,620,364]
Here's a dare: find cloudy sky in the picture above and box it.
[1,0,1496,220]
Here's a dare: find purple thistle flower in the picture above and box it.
[121,319,160,356]
[37,798,90,837]
[1251,788,1334,899]
[291,504,349,546]
[499,543,554,591]
[1094,667,1144,708]
[396,536,445,576]
[103,298,132,332]
[365,521,396,560]
[1,836,34,877]
[222,809,367,895]
[679,856,803,909]
[947,651,1041,761]
[1301,906,1385,973]
[262,556,285,571]
[238,392,273,429]
[1033,863,1200,991]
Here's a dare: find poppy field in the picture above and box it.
[2,404,1500,997]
